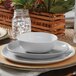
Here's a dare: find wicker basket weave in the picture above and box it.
[0,5,13,28]
[0,5,65,35]
[30,12,65,35]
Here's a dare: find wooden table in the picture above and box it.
[0,29,76,76]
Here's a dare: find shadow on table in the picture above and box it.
[0,38,11,45]
[38,65,76,76]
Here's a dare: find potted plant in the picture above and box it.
[11,0,75,35]
[0,0,75,35]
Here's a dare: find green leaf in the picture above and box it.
[12,0,27,5]
[50,6,66,13]
[24,0,34,9]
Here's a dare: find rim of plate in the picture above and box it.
[1,45,75,64]
[7,40,71,55]
[0,28,8,38]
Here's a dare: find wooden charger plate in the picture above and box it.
[0,45,76,71]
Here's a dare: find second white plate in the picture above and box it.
[1,45,75,64]
[7,40,71,59]
[0,28,7,37]
[0,27,8,40]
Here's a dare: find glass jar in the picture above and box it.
[12,9,31,39]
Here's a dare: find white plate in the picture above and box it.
[0,34,8,40]
[0,28,8,38]
[1,45,75,64]
[7,40,70,59]
[0,28,8,40]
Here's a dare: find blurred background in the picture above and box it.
[65,9,75,29]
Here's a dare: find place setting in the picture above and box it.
[0,32,76,70]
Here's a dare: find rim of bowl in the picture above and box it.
[17,32,58,43]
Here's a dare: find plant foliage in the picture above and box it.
[0,0,75,13]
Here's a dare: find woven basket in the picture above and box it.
[0,5,65,35]
[30,12,65,35]
[0,5,13,28]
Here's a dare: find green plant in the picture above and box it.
[0,0,75,13]
[49,0,75,13]
[33,0,75,13]
[12,0,35,9]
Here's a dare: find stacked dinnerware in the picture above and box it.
[2,32,75,64]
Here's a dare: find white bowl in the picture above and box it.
[17,32,58,53]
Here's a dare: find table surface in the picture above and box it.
[0,29,76,76]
